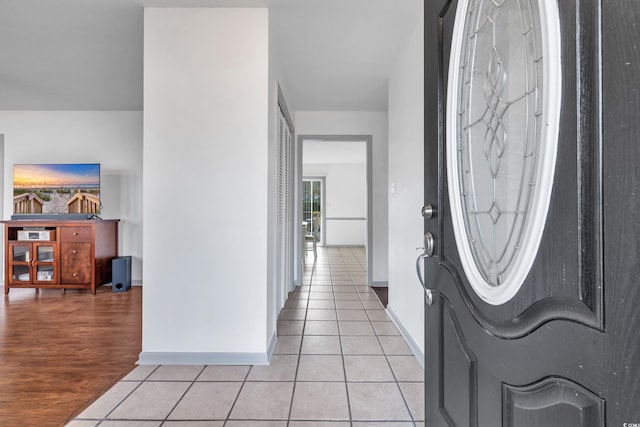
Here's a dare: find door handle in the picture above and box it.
[416,232,435,305]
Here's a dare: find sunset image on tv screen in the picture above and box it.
[13,164,100,214]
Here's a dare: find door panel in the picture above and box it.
[503,378,604,426]
[440,297,477,427]
[423,0,640,425]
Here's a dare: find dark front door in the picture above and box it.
[422,0,640,426]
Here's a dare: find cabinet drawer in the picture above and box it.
[60,226,92,242]
[60,243,92,284]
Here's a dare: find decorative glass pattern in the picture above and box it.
[447,0,561,304]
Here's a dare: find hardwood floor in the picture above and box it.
[0,286,142,427]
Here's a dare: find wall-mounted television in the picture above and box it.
[12,163,101,220]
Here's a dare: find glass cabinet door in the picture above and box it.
[8,242,56,284]
[35,266,54,282]
[34,243,55,283]
[10,244,32,282]
[37,245,55,263]
[12,244,30,263]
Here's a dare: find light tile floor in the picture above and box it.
[68,247,424,426]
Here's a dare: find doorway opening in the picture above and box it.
[295,135,373,286]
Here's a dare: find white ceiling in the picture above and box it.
[0,0,422,111]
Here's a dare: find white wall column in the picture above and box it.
[142,8,271,364]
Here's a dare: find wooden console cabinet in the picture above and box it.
[2,220,119,294]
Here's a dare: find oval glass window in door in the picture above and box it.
[447,0,562,305]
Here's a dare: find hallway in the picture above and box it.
[68,247,424,425]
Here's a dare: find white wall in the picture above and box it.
[0,111,143,283]
[142,8,271,364]
[295,111,388,283]
[387,14,425,356]
[303,163,366,246]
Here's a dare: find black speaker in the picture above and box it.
[112,256,132,293]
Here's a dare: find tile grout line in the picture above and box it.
[286,251,315,425]
[221,363,252,423]
[93,364,160,424]
[331,252,354,426]
[161,365,207,423]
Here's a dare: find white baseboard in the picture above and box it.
[136,330,277,367]
[137,332,277,366]
[137,351,271,366]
